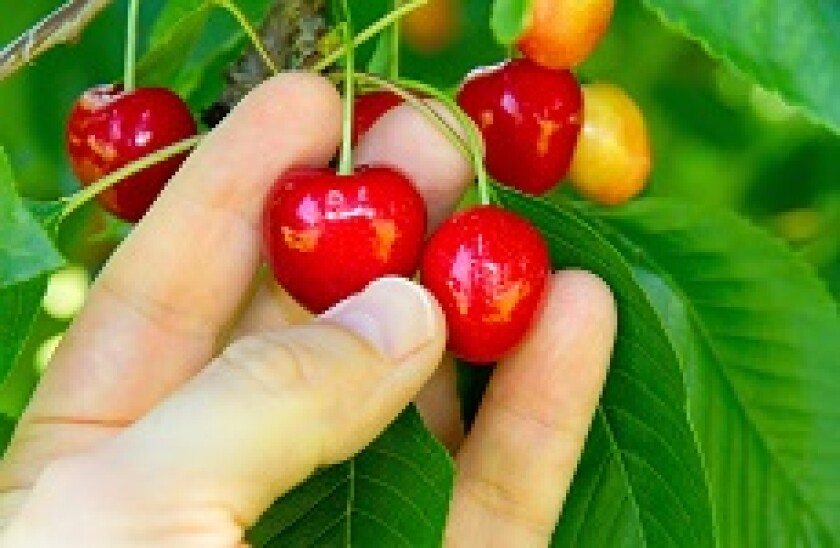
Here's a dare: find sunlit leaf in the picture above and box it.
[642,0,840,134]
[598,199,840,545]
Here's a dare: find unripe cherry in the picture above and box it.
[518,0,614,69]
[569,83,652,206]
[403,0,461,53]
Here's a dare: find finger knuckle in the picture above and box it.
[459,472,557,538]
[220,332,320,397]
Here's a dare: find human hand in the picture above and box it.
[0,73,616,547]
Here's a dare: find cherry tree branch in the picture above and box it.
[0,0,111,81]
[219,0,327,107]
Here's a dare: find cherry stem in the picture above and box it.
[390,0,402,80]
[214,0,279,75]
[59,135,203,222]
[123,0,140,91]
[338,0,355,176]
[396,78,493,206]
[313,0,427,73]
[350,72,469,159]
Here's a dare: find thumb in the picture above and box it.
[99,277,445,526]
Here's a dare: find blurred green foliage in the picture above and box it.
[0,0,836,417]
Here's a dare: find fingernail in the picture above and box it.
[321,277,438,359]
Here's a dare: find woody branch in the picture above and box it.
[0,0,111,81]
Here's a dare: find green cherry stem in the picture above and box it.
[338,0,355,176]
[397,78,492,205]
[313,0,427,73]
[123,0,140,91]
[60,135,204,222]
[352,72,469,159]
[214,0,279,75]
[390,0,402,80]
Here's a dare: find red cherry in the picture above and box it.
[421,205,550,363]
[352,91,404,146]
[66,84,198,222]
[262,166,428,313]
[457,59,583,195]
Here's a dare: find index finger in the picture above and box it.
[26,73,342,426]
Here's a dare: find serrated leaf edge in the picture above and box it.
[639,0,840,136]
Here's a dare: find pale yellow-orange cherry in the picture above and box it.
[570,83,652,206]
[403,0,461,53]
[518,0,614,69]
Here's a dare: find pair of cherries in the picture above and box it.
[261,168,550,365]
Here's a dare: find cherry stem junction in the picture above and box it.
[396,78,493,205]
[123,0,140,91]
[60,135,204,222]
[390,0,402,80]
[351,72,469,160]
[313,0,427,73]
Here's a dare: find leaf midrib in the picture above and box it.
[346,459,355,546]
[597,409,648,547]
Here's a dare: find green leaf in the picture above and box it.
[641,0,840,134]
[148,0,210,45]
[0,151,63,386]
[494,187,716,547]
[136,0,213,87]
[0,150,63,289]
[177,0,277,109]
[248,406,454,547]
[490,0,533,46]
[0,275,48,385]
[595,200,840,545]
[137,0,277,104]
[367,33,393,78]
[0,413,15,454]
[24,200,65,234]
[455,361,492,430]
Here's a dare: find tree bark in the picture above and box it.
[0,0,328,89]
[219,0,328,108]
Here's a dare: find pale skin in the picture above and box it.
[0,73,617,547]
